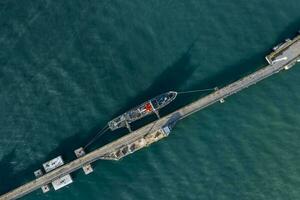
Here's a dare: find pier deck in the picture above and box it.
[1,33,300,200]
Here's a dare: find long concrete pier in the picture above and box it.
[1,33,300,200]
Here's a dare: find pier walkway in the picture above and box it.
[1,33,300,200]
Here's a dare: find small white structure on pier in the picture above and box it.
[52,174,73,190]
[43,156,64,173]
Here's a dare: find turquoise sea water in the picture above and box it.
[0,0,300,199]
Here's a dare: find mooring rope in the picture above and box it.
[177,87,217,94]
[83,87,218,149]
[84,125,109,149]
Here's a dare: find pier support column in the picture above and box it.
[125,121,132,132]
[154,110,160,119]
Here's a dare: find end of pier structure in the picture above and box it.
[266,32,300,68]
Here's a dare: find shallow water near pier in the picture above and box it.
[0,0,300,199]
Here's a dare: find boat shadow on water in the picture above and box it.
[113,41,198,116]
[85,41,199,148]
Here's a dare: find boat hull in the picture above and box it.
[108,91,177,131]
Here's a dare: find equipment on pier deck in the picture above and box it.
[100,123,175,161]
[272,56,288,64]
